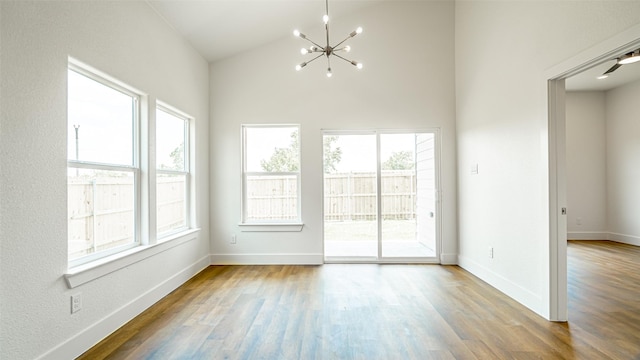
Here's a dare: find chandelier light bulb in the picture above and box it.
[293,0,364,77]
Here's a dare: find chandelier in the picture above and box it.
[293,0,363,78]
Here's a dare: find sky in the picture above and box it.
[245,127,424,173]
[68,70,184,170]
[69,69,427,174]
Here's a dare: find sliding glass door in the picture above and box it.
[323,134,378,258]
[323,130,439,262]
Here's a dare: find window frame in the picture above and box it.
[155,102,191,239]
[67,62,142,268]
[240,124,303,228]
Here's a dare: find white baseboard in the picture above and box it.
[440,253,458,265]
[210,253,324,265]
[458,255,543,317]
[567,231,608,240]
[566,231,640,246]
[608,232,640,246]
[37,255,210,360]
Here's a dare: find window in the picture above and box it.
[242,125,301,223]
[67,65,140,266]
[156,105,190,237]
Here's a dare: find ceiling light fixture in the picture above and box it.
[618,50,640,65]
[600,49,640,78]
[293,0,363,77]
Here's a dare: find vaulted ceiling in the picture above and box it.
[147,0,640,91]
[147,0,383,62]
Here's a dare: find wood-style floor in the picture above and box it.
[78,241,640,359]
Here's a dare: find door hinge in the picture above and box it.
[561,207,567,215]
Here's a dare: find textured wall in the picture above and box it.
[0,2,209,359]
[456,1,640,317]
[606,80,640,243]
[565,91,607,237]
[209,1,458,264]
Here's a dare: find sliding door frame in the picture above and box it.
[322,128,442,264]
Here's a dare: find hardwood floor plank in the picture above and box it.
[78,241,640,359]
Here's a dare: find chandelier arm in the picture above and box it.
[325,0,330,47]
[332,34,353,50]
[306,53,325,65]
[326,24,330,48]
[302,36,325,50]
[332,53,355,64]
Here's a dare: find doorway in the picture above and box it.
[322,130,440,263]
[546,25,640,321]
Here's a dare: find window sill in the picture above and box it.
[64,228,200,289]
[238,223,304,232]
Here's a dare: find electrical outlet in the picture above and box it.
[231,234,237,244]
[489,247,494,259]
[576,217,582,225]
[71,293,82,314]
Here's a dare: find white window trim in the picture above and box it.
[156,102,192,239]
[238,223,304,232]
[240,124,303,229]
[64,228,200,288]
[67,61,143,268]
[66,59,200,280]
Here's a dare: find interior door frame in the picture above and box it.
[545,24,640,321]
[321,128,442,264]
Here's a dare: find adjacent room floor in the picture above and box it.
[79,241,640,359]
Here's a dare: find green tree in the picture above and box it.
[159,143,184,170]
[323,135,342,173]
[260,132,342,173]
[382,151,414,170]
[169,143,184,170]
[261,131,299,172]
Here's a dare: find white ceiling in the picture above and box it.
[147,1,640,91]
[566,56,640,92]
[147,0,383,62]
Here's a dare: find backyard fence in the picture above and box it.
[245,171,417,221]
[68,176,185,260]
[68,171,418,258]
[324,171,416,221]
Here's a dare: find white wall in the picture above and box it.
[455,1,640,318]
[565,91,607,239]
[606,80,640,245]
[209,1,457,264]
[0,2,209,359]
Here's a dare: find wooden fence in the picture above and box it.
[68,177,185,260]
[324,171,416,221]
[245,171,417,221]
[69,171,418,258]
